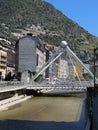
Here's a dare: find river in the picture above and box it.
[0,92,86,130]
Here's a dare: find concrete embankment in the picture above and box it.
[0,95,31,111]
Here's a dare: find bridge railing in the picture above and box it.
[0,81,24,87]
[0,80,94,93]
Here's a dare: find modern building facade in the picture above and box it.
[15,34,45,82]
[45,46,69,80]
[6,49,15,76]
[0,48,7,80]
[58,58,69,79]
[0,42,15,80]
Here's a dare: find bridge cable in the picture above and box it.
[67,51,83,88]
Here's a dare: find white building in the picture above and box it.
[0,48,7,80]
[58,58,69,79]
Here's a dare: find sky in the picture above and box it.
[44,0,98,37]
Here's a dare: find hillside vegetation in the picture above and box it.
[0,0,98,55]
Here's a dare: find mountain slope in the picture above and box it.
[0,0,98,54]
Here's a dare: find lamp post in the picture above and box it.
[94,47,98,96]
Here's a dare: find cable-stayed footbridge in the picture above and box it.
[0,41,97,93]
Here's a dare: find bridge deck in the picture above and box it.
[0,80,94,93]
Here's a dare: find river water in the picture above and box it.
[0,93,86,130]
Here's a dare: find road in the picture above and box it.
[0,94,86,130]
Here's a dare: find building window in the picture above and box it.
[0,72,2,80]
[36,54,39,66]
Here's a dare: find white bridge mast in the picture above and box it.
[32,41,97,82]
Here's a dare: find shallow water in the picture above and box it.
[0,95,85,122]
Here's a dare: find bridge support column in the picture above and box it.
[21,71,29,83]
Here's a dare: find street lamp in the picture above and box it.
[94,47,98,96]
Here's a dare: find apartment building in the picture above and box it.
[0,38,15,80]
[44,46,69,79]
[15,34,45,82]
[0,48,7,80]
[58,58,69,79]
[36,48,46,73]
[45,48,58,78]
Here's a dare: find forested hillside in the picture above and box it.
[0,0,98,55]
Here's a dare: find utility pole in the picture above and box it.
[94,47,98,96]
